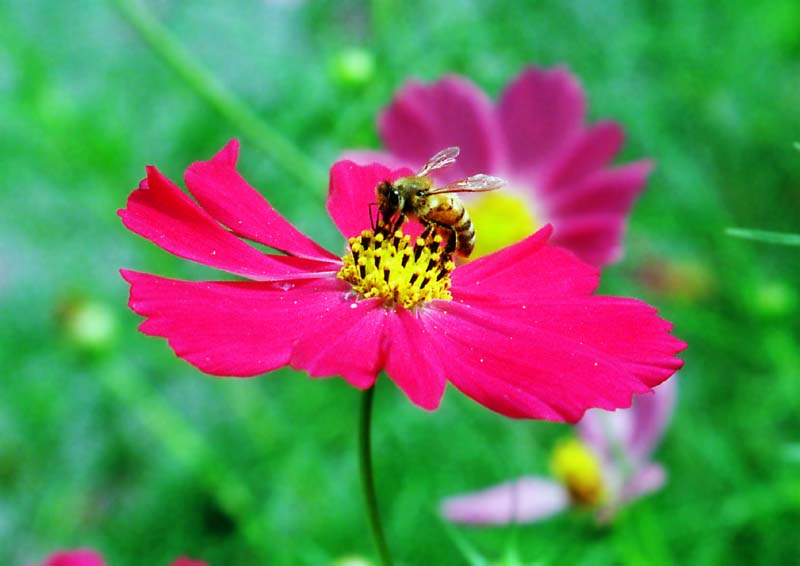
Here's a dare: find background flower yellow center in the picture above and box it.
[468,192,538,258]
[550,437,606,507]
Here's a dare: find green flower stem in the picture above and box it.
[359,386,394,566]
[110,0,327,197]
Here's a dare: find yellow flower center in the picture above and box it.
[550,437,606,507]
[468,191,538,259]
[337,228,455,309]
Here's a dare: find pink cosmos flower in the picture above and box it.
[42,549,105,566]
[40,550,207,566]
[348,66,652,266]
[119,140,684,422]
[440,379,677,524]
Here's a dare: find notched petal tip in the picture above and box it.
[211,139,240,167]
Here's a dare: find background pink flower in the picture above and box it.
[40,550,207,566]
[440,379,677,525]
[42,550,105,566]
[348,66,652,266]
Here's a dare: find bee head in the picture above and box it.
[377,180,404,214]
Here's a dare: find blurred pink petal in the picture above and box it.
[43,549,105,566]
[379,76,504,182]
[441,477,569,525]
[628,377,678,461]
[171,558,208,566]
[340,149,403,169]
[357,66,652,266]
[541,122,625,188]
[620,462,667,503]
[498,66,586,175]
[578,378,677,464]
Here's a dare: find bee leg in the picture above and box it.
[443,227,457,255]
[420,223,436,242]
[389,213,406,234]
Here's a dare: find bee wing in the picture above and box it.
[427,174,507,194]
[416,146,460,177]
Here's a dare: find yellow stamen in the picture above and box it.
[338,228,454,308]
[550,437,606,507]
[468,192,538,259]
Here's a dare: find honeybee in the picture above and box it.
[375,147,506,257]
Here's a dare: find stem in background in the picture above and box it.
[110,0,327,196]
[359,386,394,566]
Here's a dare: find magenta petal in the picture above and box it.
[498,66,586,174]
[440,477,569,525]
[447,230,684,421]
[185,139,338,262]
[44,549,105,566]
[289,298,387,389]
[326,160,412,239]
[379,76,504,182]
[547,161,653,216]
[541,122,626,188]
[548,213,628,267]
[383,307,448,410]
[171,558,208,566]
[121,270,377,380]
[119,166,336,281]
[453,225,600,299]
[432,300,652,421]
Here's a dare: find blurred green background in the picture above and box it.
[1,0,799,564]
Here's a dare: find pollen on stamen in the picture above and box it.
[337,227,454,309]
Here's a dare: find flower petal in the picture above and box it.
[119,166,336,280]
[44,549,105,566]
[540,122,626,189]
[547,161,653,216]
[620,462,666,503]
[289,298,388,389]
[429,300,655,421]
[171,558,208,566]
[498,66,586,175]
[453,225,600,300]
[541,161,652,266]
[446,230,684,421]
[578,379,676,465]
[378,76,504,182]
[383,307,448,410]
[184,140,337,262]
[627,377,677,461]
[122,270,382,388]
[576,406,635,464]
[326,161,412,239]
[440,477,569,525]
